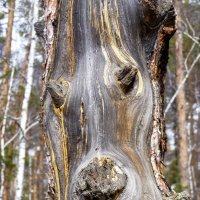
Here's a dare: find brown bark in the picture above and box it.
[3,125,16,200]
[38,130,45,199]
[40,1,184,199]
[32,147,38,200]
[0,0,15,112]
[0,1,15,194]
[174,0,190,190]
[3,175,9,200]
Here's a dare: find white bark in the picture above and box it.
[0,67,15,199]
[14,0,39,199]
[187,125,194,198]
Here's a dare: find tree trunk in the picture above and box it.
[0,1,15,197]
[32,147,38,200]
[174,0,190,191]
[41,1,184,199]
[39,129,45,199]
[0,68,15,199]
[0,0,15,111]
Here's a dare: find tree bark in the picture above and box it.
[0,1,15,197]
[0,68,15,199]
[38,129,45,199]
[41,1,181,199]
[174,0,190,191]
[32,147,38,200]
[0,0,15,110]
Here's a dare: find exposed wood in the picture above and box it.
[41,1,180,199]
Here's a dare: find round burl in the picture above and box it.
[74,157,127,200]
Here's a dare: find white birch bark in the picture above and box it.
[14,0,39,199]
[0,67,15,199]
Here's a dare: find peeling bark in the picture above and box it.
[41,0,178,199]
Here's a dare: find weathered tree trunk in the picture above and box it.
[41,0,185,199]
[174,0,190,191]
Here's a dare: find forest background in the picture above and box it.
[0,0,199,199]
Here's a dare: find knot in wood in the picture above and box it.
[34,21,45,38]
[46,79,69,108]
[115,65,137,93]
[75,157,127,200]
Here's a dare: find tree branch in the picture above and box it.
[165,54,200,115]
[3,120,39,149]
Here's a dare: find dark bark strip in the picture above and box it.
[148,8,176,196]
[41,1,181,199]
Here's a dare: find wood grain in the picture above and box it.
[42,0,176,199]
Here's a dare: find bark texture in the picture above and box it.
[41,0,177,199]
[0,2,15,194]
[174,0,190,190]
[0,0,15,108]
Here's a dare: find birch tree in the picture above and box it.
[0,68,15,199]
[14,0,39,199]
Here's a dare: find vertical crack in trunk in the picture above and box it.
[149,10,176,197]
[67,0,75,76]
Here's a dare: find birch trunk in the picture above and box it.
[174,0,190,190]
[14,0,39,199]
[40,0,187,199]
[0,68,15,199]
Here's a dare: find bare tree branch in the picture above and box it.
[185,17,195,37]
[184,43,196,72]
[183,32,200,46]
[3,121,39,149]
[165,54,200,115]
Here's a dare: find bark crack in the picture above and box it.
[149,5,176,197]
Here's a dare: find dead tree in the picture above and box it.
[40,0,189,199]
